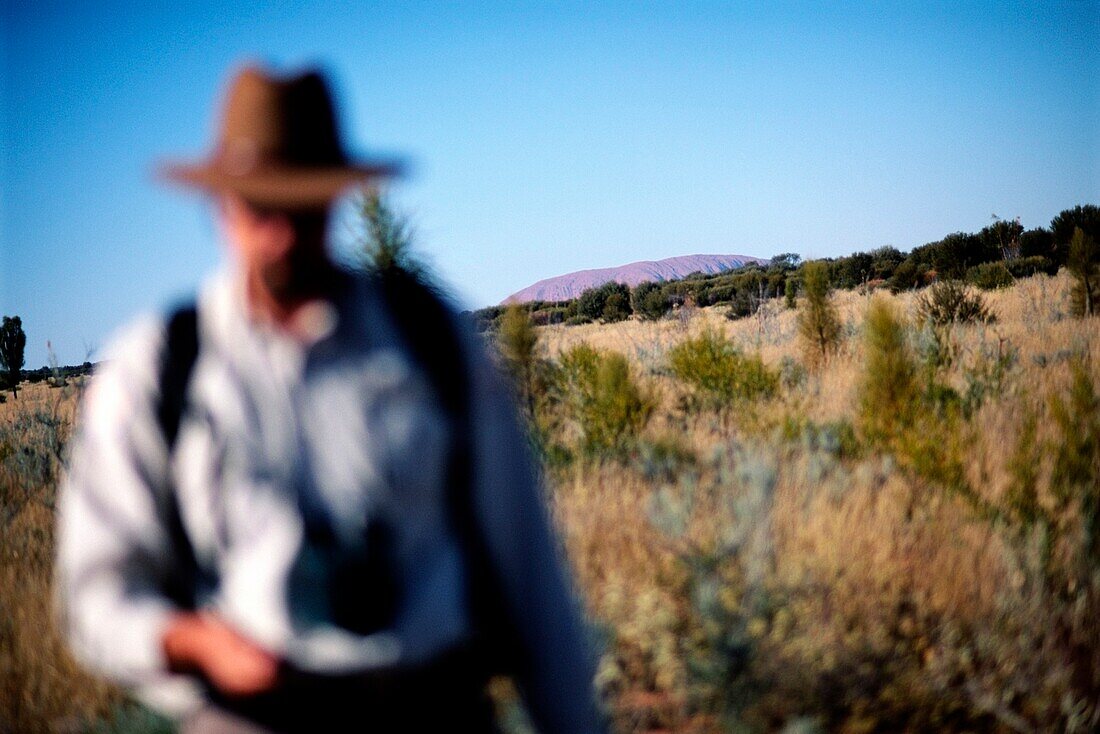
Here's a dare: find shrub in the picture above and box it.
[783,278,797,309]
[632,281,671,320]
[1067,226,1100,317]
[577,281,632,323]
[966,261,1013,290]
[795,261,842,366]
[602,290,631,323]
[555,344,654,456]
[1004,255,1057,279]
[915,280,995,326]
[497,305,541,420]
[668,328,778,408]
[857,298,920,445]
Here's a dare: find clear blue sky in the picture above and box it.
[2,1,1097,368]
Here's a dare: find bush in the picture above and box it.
[1067,226,1100,317]
[632,281,671,320]
[966,261,1013,290]
[783,278,797,309]
[497,305,540,420]
[668,328,778,408]
[915,280,995,326]
[555,344,654,456]
[577,281,632,323]
[857,297,920,445]
[795,261,842,366]
[1004,255,1057,279]
[602,291,631,323]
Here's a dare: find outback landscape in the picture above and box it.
[1,202,1099,733]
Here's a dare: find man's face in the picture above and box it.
[218,195,330,302]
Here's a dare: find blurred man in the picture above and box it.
[56,65,603,733]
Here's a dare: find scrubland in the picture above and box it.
[1,271,1097,733]
[534,271,1099,733]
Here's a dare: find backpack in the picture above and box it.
[154,269,514,673]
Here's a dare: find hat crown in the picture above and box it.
[216,66,346,173]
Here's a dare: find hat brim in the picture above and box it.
[159,159,401,208]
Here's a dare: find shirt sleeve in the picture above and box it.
[54,316,186,692]
[455,317,607,734]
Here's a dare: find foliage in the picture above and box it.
[965,261,1013,290]
[915,280,995,326]
[631,281,671,320]
[667,328,778,409]
[857,298,920,446]
[577,282,632,323]
[1004,255,1057,279]
[795,261,842,366]
[1051,204,1100,266]
[783,278,796,309]
[1066,226,1100,317]
[0,315,26,399]
[1018,227,1055,259]
[357,189,438,292]
[554,344,655,456]
[497,305,541,421]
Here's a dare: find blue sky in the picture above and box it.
[2,1,1097,367]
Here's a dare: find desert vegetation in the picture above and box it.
[495,266,1099,732]
[2,203,1098,733]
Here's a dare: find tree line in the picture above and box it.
[472,203,1099,330]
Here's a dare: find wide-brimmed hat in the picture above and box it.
[160,64,399,207]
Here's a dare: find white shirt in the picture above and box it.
[56,265,603,732]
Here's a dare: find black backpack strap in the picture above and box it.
[155,302,203,608]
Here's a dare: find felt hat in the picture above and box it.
[160,65,399,207]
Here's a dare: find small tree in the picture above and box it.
[915,280,995,326]
[497,305,540,421]
[631,281,671,320]
[358,188,436,289]
[1067,226,1100,317]
[784,278,797,309]
[0,315,26,399]
[576,281,631,323]
[796,261,842,366]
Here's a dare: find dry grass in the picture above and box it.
[0,379,131,734]
[3,272,1098,733]
[538,271,1100,732]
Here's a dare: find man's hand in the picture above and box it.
[162,612,281,697]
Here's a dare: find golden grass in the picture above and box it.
[2,272,1098,732]
[538,272,1100,732]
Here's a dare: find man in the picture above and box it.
[56,65,603,733]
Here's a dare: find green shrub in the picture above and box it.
[555,344,654,456]
[577,281,632,323]
[668,328,778,408]
[795,261,842,366]
[915,280,995,326]
[497,305,541,421]
[1067,226,1100,317]
[966,261,1013,290]
[858,298,919,445]
[1004,255,1057,278]
[602,291,631,323]
[632,281,672,320]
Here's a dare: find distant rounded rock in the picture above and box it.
[503,254,767,304]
